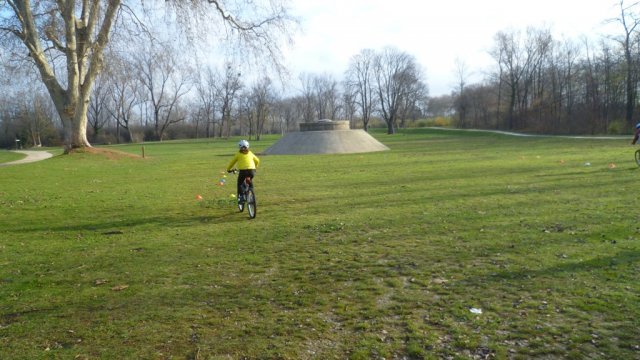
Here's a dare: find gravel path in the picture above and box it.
[0,150,53,166]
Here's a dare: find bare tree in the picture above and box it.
[136,40,191,141]
[194,66,219,138]
[215,63,243,138]
[272,97,298,134]
[0,0,295,153]
[249,76,274,140]
[373,47,422,134]
[553,38,580,120]
[490,28,552,130]
[298,73,316,122]
[588,39,618,133]
[88,73,112,142]
[2,89,59,148]
[491,30,527,129]
[397,76,428,128]
[0,1,121,152]
[19,93,55,147]
[464,84,494,129]
[341,88,357,128]
[313,73,341,120]
[107,54,142,143]
[345,49,376,131]
[426,95,454,118]
[453,57,470,128]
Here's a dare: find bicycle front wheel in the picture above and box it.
[246,189,256,219]
[635,149,640,166]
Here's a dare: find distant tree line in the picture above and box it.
[1,1,639,149]
[0,43,429,148]
[448,2,640,135]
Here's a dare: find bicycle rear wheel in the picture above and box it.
[635,149,640,166]
[246,189,256,219]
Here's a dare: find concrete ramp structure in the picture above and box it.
[263,120,389,155]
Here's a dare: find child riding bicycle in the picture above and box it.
[226,140,260,203]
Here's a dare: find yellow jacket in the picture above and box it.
[227,150,260,171]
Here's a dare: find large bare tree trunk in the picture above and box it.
[57,91,92,152]
[5,0,121,153]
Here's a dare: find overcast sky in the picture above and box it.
[283,0,622,96]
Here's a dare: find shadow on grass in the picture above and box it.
[468,250,640,285]
[7,211,247,235]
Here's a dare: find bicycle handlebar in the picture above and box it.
[229,169,257,174]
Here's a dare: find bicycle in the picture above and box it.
[230,169,257,219]
[635,148,640,166]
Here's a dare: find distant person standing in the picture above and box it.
[632,123,640,145]
[226,140,260,203]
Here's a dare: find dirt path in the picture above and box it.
[0,150,53,166]
[430,127,627,140]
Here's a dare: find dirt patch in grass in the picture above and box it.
[67,147,143,160]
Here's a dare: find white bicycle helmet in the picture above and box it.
[636,123,640,129]
[238,140,250,148]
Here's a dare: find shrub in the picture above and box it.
[607,119,628,135]
[413,117,453,128]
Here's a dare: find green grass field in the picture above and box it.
[0,150,26,164]
[1,129,639,359]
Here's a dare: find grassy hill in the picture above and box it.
[1,129,638,359]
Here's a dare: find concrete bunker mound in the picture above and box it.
[263,120,389,155]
